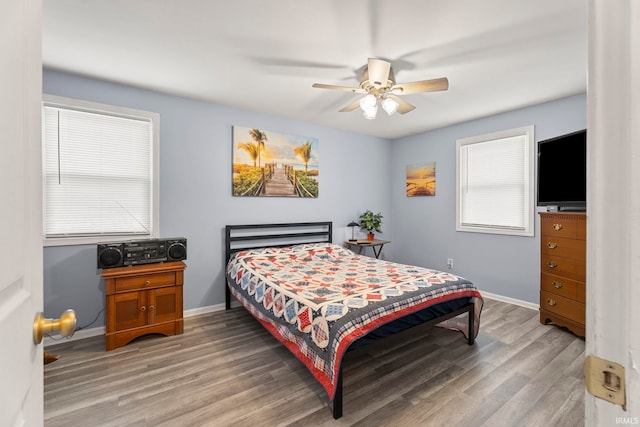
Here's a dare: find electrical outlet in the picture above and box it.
[447,258,453,269]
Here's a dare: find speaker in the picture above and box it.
[166,238,187,261]
[97,243,125,268]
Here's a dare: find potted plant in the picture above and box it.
[359,210,383,240]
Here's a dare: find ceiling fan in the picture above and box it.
[312,58,449,119]
[313,58,449,119]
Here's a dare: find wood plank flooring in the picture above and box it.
[44,299,585,426]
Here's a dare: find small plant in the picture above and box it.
[359,210,383,235]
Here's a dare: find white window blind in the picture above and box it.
[456,126,534,236]
[43,96,159,243]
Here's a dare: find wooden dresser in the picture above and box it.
[102,261,185,351]
[539,212,586,337]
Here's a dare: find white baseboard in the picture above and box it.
[44,300,242,348]
[45,295,534,347]
[44,295,534,346]
[45,295,533,348]
[480,291,539,311]
[44,326,106,347]
[183,303,224,317]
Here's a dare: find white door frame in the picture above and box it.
[586,0,640,424]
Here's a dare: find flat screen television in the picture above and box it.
[537,129,586,210]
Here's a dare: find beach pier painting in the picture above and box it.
[406,162,436,197]
[232,126,319,197]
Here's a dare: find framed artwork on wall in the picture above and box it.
[232,126,319,197]
[406,162,436,197]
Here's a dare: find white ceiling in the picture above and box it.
[43,0,587,140]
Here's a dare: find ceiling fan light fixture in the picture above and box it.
[363,104,378,120]
[381,97,399,115]
[312,58,448,118]
[359,94,377,111]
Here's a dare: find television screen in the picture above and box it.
[537,129,586,209]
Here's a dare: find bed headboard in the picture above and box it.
[225,221,333,263]
[224,222,332,309]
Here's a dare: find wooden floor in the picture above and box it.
[44,299,585,426]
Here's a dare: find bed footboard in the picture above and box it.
[330,300,476,419]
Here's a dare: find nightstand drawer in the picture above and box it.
[115,272,176,292]
[541,255,585,282]
[541,273,585,302]
[540,290,585,324]
[541,236,585,261]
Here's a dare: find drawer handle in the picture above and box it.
[552,223,563,231]
[547,261,558,268]
[144,280,151,286]
[547,242,557,249]
[149,305,155,311]
[547,298,557,307]
[552,281,563,289]
[140,306,146,312]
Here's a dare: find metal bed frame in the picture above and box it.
[224,221,475,419]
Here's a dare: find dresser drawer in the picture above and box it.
[541,236,585,261]
[540,290,585,324]
[541,255,585,282]
[540,214,586,240]
[541,273,585,302]
[114,272,176,292]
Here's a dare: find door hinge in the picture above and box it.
[584,355,626,410]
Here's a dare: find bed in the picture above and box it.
[225,222,483,419]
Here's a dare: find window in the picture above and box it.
[42,95,159,246]
[456,125,534,236]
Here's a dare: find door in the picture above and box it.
[112,291,148,331]
[0,0,44,425]
[149,286,179,324]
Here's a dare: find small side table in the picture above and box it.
[102,261,185,351]
[344,239,390,259]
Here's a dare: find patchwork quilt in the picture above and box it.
[226,242,483,400]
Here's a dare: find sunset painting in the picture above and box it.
[406,162,436,197]
[232,126,319,197]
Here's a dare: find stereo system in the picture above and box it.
[97,237,187,269]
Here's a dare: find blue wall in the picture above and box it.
[42,69,392,328]
[43,69,585,329]
[389,94,586,303]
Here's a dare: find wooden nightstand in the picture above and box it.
[101,261,185,351]
[344,239,390,259]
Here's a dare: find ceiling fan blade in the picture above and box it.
[312,83,365,93]
[339,99,361,112]
[387,94,416,114]
[391,77,449,95]
[367,58,391,87]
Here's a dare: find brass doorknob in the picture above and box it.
[33,309,77,344]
